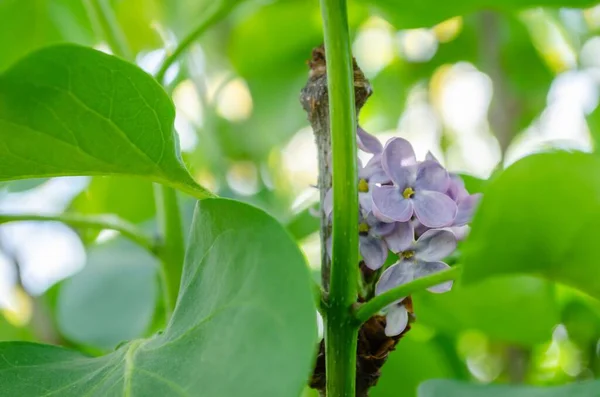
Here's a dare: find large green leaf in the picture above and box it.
[413,276,559,345]
[0,198,317,396]
[56,239,158,350]
[0,45,211,198]
[419,379,600,397]
[462,152,600,299]
[372,332,456,397]
[359,0,598,29]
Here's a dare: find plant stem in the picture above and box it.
[155,0,233,84]
[84,0,132,60]
[353,266,462,324]
[319,0,359,394]
[153,184,186,314]
[0,213,157,254]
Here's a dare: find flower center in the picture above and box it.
[358,178,369,193]
[402,187,415,199]
[400,250,415,259]
[358,222,370,236]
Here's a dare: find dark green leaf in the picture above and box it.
[0,198,317,396]
[419,379,600,397]
[0,45,211,198]
[56,239,159,350]
[462,152,600,299]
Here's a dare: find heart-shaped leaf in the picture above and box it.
[0,45,211,198]
[462,152,600,299]
[419,379,600,397]
[0,198,317,396]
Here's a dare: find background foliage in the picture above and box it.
[3,0,600,396]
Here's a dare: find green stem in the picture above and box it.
[353,266,462,324]
[153,184,186,314]
[84,0,132,60]
[0,213,156,254]
[155,0,234,84]
[320,0,359,394]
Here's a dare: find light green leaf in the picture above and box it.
[0,45,212,198]
[0,198,317,396]
[419,379,600,397]
[359,0,598,29]
[462,152,600,299]
[413,276,559,345]
[0,178,50,193]
[57,239,159,350]
[69,176,156,243]
[0,0,93,72]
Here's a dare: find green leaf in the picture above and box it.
[372,332,456,397]
[0,0,93,72]
[56,239,159,350]
[359,0,598,29]
[462,151,600,299]
[286,206,320,241]
[0,45,212,198]
[413,276,559,345]
[0,198,317,396]
[0,314,34,342]
[419,379,600,397]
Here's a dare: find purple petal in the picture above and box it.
[372,204,396,223]
[425,151,441,163]
[366,153,383,171]
[375,261,413,296]
[369,169,391,185]
[415,161,450,193]
[415,229,457,262]
[385,304,409,337]
[413,219,429,238]
[360,236,388,270]
[454,193,482,226]
[384,222,414,253]
[382,139,417,185]
[359,192,373,213]
[367,213,396,236]
[414,260,453,293]
[357,126,383,154]
[372,186,414,222]
[382,137,416,167]
[412,190,457,228]
[449,225,470,240]
[446,174,468,202]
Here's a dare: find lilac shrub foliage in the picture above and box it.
[325,127,481,336]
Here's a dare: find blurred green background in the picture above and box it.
[3,0,600,395]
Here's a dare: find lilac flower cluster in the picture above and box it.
[325,127,481,337]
